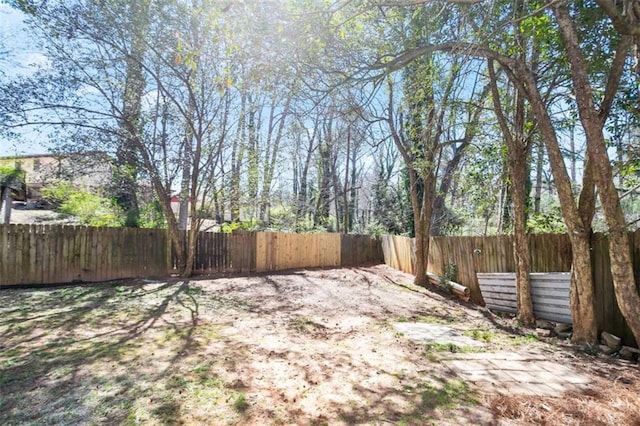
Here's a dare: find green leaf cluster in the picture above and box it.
[0,167,26,186]
[527,211,566,234]
[42,182,123,227]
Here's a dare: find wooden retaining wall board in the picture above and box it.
[476,272,572,324]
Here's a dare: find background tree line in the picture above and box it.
[1,0,639,343]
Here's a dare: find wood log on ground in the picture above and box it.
[554,323,572,334]
[601,331,622,349]
[599,344,616,355]
[619,346,640,361]
[426,272,470,302]
[536,328,553,338]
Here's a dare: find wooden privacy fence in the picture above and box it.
[188,231,382,273]
[381,231,640,346]
[256,232,340,271]
[0,224,168,285]
[381,234,573,304]
[0,224,383,287]
[188,231,257,273]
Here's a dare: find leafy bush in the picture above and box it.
[527,211,566,234]
[220,221,240,233]
[139,199,166,229]
[0,166,26,186]
[267,205,297,231]
[220,220,260,233]
[364,221,387,238]
[42,182,123,227]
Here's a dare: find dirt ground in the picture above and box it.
[8,206,81,225]
[1,265,639,425]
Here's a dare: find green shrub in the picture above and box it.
[139,199,167,229]
[42,182,123,227]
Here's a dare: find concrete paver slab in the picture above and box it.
[392,323,485,347]
[487,359,535,370]
[502,369,541,383]
[392,322,592,397]
[446,351,532,361]
[442,354,592,396]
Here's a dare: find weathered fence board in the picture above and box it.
[0,224,169,285]
[381,235,414,274]
[255,232,342,272]
[382,234,575,304]
[591,232,640,347]
[341,234,383,266]
[477,272,572,324]
[228,231,256,273]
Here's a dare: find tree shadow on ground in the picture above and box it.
[4,268,606,425]
[0,280,206,425]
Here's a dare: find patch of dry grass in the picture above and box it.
[490,376,640,425]
[0,281,249,425]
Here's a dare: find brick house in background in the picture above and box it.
[0,152,114,202]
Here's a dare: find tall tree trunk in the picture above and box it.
[348,139,358,232]
[553,4,640,344]
[509,61,598,343]
[230,93,246,223]
[430,83,488,236]
[488,60,535,326]
[315,124,333,230]
[533,140,544,214]
[569,121,577,184]
[179,98,195,231]
[124,114,186,274]
[409,170,428,286]
[246,94,259,222]
[1,187,11,225]
[142,151,186,274]
[498,177,511,234]
[297,145,312,225]
[115,1,150,227]
[342,125,352,233]
[332,152,342,233]
[259,95,291,223]
[430,149,462,236]
[511,150,534,326]
[411,166,438,287]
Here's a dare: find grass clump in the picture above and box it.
[290,316,326,334]
[424,342,482,354]
[463,329,499,343]
[233,393,249,412]
[462,328,540,348]
[509,333,539,345]
[396,315,455,324]
[398,379,479,425]
[420,379,478,410]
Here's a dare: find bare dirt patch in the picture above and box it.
[8,207,81,225]
[1,265,639,425]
